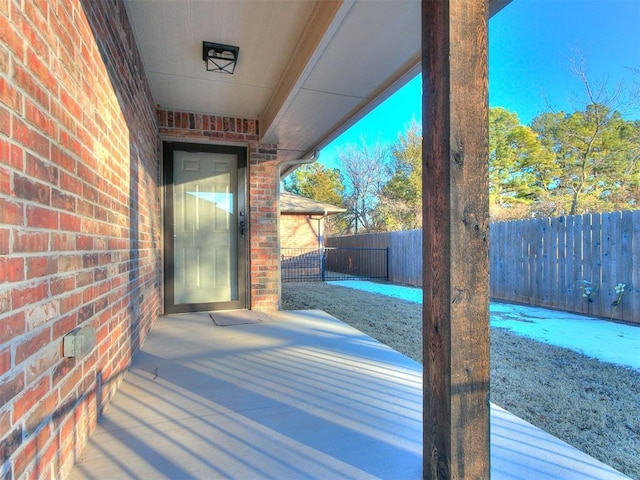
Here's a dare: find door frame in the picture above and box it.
[162,141,248,313]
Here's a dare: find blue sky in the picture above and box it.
[319,0,640,168]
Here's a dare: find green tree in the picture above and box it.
[284,162,345,207]
[533,107,640,215]
[489,108,557,219]
[531,59,640,215]
[606,120,640,209]
[374,122,423,230]
[283,163,348,234]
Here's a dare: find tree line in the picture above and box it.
[284,72,640,234]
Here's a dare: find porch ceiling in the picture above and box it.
[124,0,511,162]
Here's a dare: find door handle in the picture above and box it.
[238,212,245,238]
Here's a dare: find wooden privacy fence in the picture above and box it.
[327,210,640,324]
[491,211,639,324]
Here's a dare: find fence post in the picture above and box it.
[321,249,326,282]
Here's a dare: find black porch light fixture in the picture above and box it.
[202,41,239,74]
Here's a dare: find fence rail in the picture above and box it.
[281,247,388,283]
[326,210,640,324]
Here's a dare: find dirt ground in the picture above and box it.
[281,282,640,479]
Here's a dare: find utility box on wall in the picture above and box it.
[63,327,96,358]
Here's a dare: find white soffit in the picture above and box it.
[125,0,511,161]
[272,88,364,154]
[304,1,419,98]
[266,0,421,155]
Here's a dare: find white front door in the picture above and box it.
[164,143,247,313]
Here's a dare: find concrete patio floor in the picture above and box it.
[69,310,630,480]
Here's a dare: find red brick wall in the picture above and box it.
[0,1,161,478]
[281,214,322,250]
[158,109,281,311]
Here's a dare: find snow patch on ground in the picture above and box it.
[329,280,640,371]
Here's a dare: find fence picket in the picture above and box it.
[555,216,567,310]
[545,217,552,306]
[600,212,614,317]
[534,218,544,304]
[564,216,576,311]
[631,211,640,321]
[503,222,512,299]
[620,210,634,321]
[581,214,594,315]
[590,214,603,317]
[524,222,535,303]
[548,216,561,309]
[607,211,622,318]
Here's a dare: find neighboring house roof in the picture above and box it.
[280,192,346,216]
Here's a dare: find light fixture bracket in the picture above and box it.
[203,41,239,74]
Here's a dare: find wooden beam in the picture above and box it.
[421,1,490,479]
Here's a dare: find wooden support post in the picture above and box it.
[422,1,490,479]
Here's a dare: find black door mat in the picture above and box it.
[210,310,274,326]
